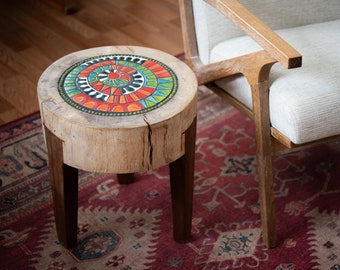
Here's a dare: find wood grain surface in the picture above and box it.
[0,0,183,125]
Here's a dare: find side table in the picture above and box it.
[37,46,198,249]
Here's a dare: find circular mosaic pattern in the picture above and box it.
[58,54,178,116]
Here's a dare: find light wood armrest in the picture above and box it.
[194,50,276,84]
[204,0,302,69]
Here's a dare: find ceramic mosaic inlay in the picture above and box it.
[58,54,178,116]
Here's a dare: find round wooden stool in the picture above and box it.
[38,46,197,249]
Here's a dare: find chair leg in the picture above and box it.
[256,144,276,248]
[169,117,197,242]
[44,126,79,249]
[251,82,276,248]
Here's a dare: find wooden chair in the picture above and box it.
[178,0,340,248]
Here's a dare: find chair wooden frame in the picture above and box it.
[179,0,340,248]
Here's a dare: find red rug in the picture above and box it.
[1,88,339,270]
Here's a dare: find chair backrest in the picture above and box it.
[193,0,340,64]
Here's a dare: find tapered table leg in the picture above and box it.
[117,173,135,185]
[169,117,197,242]
[44,126,79,249]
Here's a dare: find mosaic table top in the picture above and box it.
[58,54,178,116]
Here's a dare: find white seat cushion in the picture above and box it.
[210,20,340,144]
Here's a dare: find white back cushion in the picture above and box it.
[193,0,340,64]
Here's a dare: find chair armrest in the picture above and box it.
[194,50,277,84]
[204,0,302,69]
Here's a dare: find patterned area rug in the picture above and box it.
[1,88,339,270]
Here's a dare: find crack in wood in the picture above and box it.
[143,115,153,170]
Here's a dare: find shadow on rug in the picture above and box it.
[1,88,339,270]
